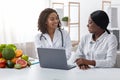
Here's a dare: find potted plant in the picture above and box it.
[61,16,69,26]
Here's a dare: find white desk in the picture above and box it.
[0,63,120,80]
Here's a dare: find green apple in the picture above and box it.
[21,54,29,61]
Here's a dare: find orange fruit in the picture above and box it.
[15,49,23,58]
[11,57,18,64]
[16,59,27,68]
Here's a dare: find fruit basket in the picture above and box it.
[0,44,31,69]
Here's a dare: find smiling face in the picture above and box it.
[87,17,104,34]
[38,8,61,34]
[46,12,59,30]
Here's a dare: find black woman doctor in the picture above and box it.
[34,8,72,60]
[69,10,118,69]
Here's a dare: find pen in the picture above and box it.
[31,62,40,65]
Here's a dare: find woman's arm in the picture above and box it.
[68,35,86,64]
[64,30,72,60]
[95,35,118,68]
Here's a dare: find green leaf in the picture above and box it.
[0,44,7,52]
[6,44,17,51]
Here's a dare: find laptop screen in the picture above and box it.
[37,48,75,70]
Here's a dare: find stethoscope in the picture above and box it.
[39,28,64,47]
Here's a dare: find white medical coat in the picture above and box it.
[34,28,72,60]
[69,31,118,67]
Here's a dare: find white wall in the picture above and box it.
[50,0,102,40]
[79,0,102,38]
[0,0,50,43]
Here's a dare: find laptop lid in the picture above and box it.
[37,48,75,70]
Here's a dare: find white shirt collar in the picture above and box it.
[90,31,109,43]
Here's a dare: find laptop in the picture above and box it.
[37,48,76,70]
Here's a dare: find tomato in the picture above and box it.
[0,63,6,68]
[0,58,6,68]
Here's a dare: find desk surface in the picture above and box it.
[0,63,120,80]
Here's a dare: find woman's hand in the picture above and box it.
[78,64,90,70]
[75,58,96,70]
[76,58,89,65]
